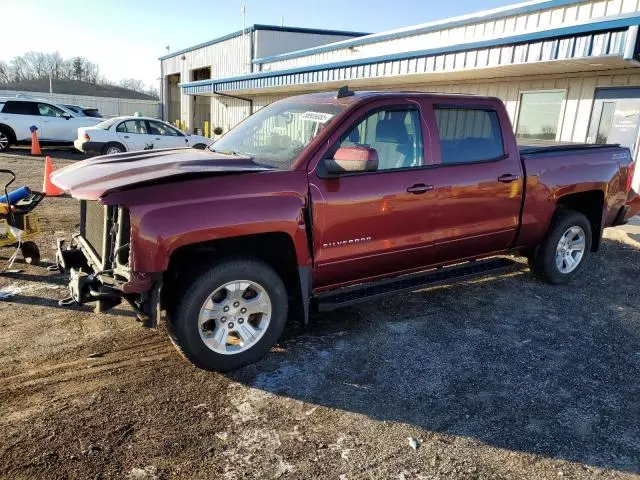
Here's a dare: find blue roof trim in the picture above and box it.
[253,0,581,65]
[159,24,367,61]
[180,13,640,91]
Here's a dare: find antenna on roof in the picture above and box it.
[336,85,355,99]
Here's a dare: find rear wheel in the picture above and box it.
[168,257,288,371]
[103,143,125,155]
[0,128,12,152]
[529,209,592,284]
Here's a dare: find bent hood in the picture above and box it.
[51,147,273,200]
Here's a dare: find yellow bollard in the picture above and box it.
[204,121,209,138]
[175,120,180,129]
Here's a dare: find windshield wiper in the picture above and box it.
[210,148,250,157]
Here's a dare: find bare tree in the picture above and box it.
[1,51,147,92]
[42,52,65,79]
[145,85,159,99]
[22,52,47,79]
[0,61,9,83]
[9,56,28,82]
[119,78,145,92]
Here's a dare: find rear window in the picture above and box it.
[434,107,505,164]
[82,109,102,118]
[95,117,120,130]
[1,101,39,115]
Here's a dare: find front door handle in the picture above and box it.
[497,174,520,183]
[407,183,434,194]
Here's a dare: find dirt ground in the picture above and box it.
[0,148,639,480]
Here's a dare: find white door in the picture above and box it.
[37,103,71,141]
[148,120,189,148]
[115,120,156,151]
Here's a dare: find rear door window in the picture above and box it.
[434,107,505,164]
[1,101,39,115]
[148,120,182,136]
[116,120,149,134]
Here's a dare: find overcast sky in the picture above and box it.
[1,0,517,88]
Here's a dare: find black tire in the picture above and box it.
[168,257,288,371]
[102,143,125,155]
[192,143,207,150]
[529,209,592,285]
[20,241,41,265]
[0,127,13,152]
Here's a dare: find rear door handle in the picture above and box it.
[407,183,434,194]
[497,174,520,183]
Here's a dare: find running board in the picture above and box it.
[315,258,519,311]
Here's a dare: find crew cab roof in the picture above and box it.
[287,90,501,107]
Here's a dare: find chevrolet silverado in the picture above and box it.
[51,89,639,371]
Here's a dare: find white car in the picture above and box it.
[0,98,103,152]
[74,116,214,155]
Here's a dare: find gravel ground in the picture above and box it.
[0,148,639,480]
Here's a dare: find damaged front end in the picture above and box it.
[56,200,161,327]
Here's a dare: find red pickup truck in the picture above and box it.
[51,89,639,371]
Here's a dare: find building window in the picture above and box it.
[595,101,615,144]
[191,67,211,81]
[516,91,565,140]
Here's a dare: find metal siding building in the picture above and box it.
[159,25,368,133]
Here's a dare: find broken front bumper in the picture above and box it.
[56,237,162,328]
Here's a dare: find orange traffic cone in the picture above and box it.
[30,127,42,156]
[43,156,63,196]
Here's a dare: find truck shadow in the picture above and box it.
[233,236,640,474]
[1,294,136,317]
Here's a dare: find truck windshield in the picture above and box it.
[209,101,345,169]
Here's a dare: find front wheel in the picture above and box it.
[168,257,288,371]
[0,129,12,152]
[529,209,592,284]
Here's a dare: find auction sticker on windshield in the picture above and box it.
[300,111,334,123]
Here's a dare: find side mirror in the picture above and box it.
[62,113,72,120]
[213,126,223,136]
[324,146,378,174]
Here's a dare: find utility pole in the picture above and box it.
[241,6,248,73]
